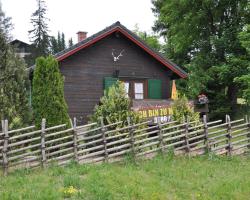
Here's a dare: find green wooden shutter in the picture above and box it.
[148,79,162,99]
[104,77,118,90]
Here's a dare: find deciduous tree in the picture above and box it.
[152,0,250,119]
[134,25,163,52]
[234,25,250,105]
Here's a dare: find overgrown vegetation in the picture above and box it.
[235,24,250,105]
[0,155,250,200]
[32,56,70,127]
[172,95,200,123]
[90,81,141,127]
[0,4,31,128]
[152,0,250,119]
[134,24,163,52]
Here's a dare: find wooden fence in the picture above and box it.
[0,115,250,176]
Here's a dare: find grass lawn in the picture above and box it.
[0,154,250,200]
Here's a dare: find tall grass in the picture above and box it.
[0,154,250,200]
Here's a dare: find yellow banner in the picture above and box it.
[138,107,173,119]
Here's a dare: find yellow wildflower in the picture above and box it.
[63,186,78,197]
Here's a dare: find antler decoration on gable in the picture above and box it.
[112,49,125,62]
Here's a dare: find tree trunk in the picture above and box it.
[227,84,238,113]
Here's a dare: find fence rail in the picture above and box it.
[0,115,250,175]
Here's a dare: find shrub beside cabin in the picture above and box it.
[34,22,188,123]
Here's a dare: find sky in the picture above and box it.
[1,0,156,44]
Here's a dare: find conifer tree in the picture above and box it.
[0,3,31,128]
[50,31,67,54]
[68,38,73,47]
[61,32,66,50]
[0,1,12,40]
[50,35,58,54]
[32,56,70,127]
[29,0,50,58]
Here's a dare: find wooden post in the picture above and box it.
[226,115,232,156]
[73,117,79,163]
[2,120,9,176]
[41,118,47,168]
[127,117,135,158]
[100,117,108,163]
[184,119,190,155]
[246,115,250,149]
[157,121,164,154]
[203,115,210,153]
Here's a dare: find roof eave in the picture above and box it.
[55,23,188,79]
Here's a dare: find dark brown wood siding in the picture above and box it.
[59,33,173,123]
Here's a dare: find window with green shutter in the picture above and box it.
[104,77,118,91]
[148,79,162,99]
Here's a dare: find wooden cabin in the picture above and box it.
[10,39,31,60]
[53,21,187,123]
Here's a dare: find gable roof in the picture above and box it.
[55,21,188,79]
[10,39,30,48]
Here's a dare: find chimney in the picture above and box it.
[77,31,87,42]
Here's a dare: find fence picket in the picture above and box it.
[226,115,232,156]
[246,115,250,149]
[184,120,190,155]
[1,114,250,175]
[2,120,9,176]
[41,119,47,168]
[157,121,163,153]
[127,117,135,159]
[73,117,78,163]
[100,118,108,163]
[203,115,210,153]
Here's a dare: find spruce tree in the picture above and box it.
[0,3,31,128]
[29,0,50,58]
[32,56,70,127]
[50,36,58,54]
[61,32,66,50]
[50,32,67,54]
[68,38,73,47]
[57,31,61,51]
[0,1,12,40]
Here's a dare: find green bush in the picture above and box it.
[90,81,141,128]
[0,30,31,127]
[172,95,200,123]
[32,56,70,128]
